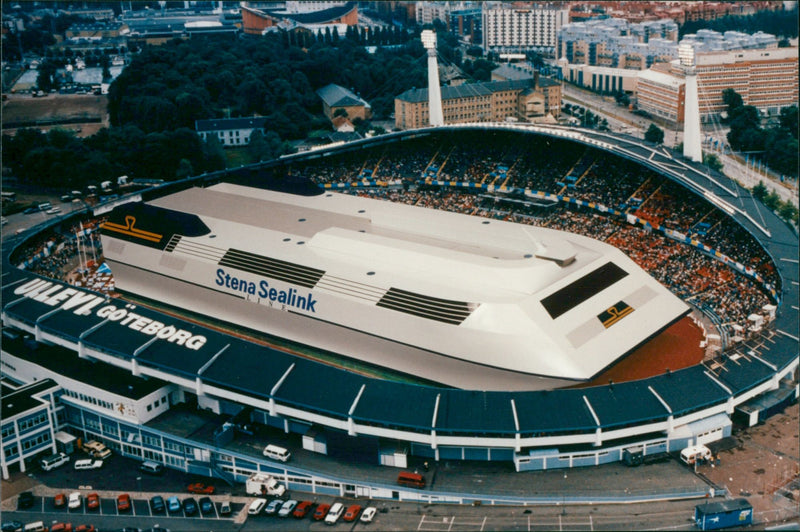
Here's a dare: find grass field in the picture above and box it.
[2,93,109,137]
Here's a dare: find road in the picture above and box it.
[561,83,798,207]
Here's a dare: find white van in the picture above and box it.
[74,458,103,470]
[263,444,291,462]
[248,498,267,515]
[40,452,69,471]
[23,522,47,532]
[680,444,712,465]
[325,502,344,525]
[139,460,163,475]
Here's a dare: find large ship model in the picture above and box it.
[100,177,689,391]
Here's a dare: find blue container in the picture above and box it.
[694,499,753,530]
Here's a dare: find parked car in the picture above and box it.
[183,497,198,516]
[68,491,82,509]
[75,526,96,532]
[325,502,345,525]
[198,496,214,514]
[50,523,72,532]
[343,504,362,522]
[117,493,131,512]
[73,458,103,470]
[264,498,283,515]
[17,491,34,509]
[166,496,181,513]
[1,522,23,532]
[186,482,214,495]
[150,495,165,513]
[248,498,267,515]
[278,499,297,517]
[86,492,100,510]
[313,503,331,521]
[139,461,163,475]
[219,500,232,516]
[293,500,314,518]
[54,492,67,508]
[360,506,377,523]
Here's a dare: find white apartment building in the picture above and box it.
[482,3,569,54]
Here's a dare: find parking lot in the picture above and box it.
[17,492,244,521]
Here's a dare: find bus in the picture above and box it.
[1,191,17,202]
[397,471,425,489]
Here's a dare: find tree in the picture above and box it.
[779,106,798,139]
[722,88,743,116]
[100,54,111,81]
[645,124,664,144]
[751,181,768,202]
[703,153,724,173]
[466,46,482,57]
[36,60,58,92]
[202,135,227,171]
[778,201,798,224]
[247,129,278,162]
[176,158,194,178]
[763,190,781,211]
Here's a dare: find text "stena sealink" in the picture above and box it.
[214,268,318,312]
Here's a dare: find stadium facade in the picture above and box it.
[1,125,797,501]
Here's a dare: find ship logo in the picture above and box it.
[598,301,634,328]
[102,215,163,243]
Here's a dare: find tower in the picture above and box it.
[679,43,702,163]
[421,30,444,127]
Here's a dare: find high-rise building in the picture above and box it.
[636,40,797,124]
[482,3,570,54]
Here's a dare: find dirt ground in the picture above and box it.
[701,402,800,524]
[2,93,109,137]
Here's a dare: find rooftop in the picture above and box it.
[196,117,268,132]
[316,83,371,109]
[1,378,59,420]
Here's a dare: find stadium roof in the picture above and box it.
[4,334,169,400]
[2,125,797,443]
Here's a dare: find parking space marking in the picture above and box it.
[532,517,593,531]
[417,515,497,532]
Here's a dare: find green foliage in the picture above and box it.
[247,130,283,163]
[751,181,768,201]
[3,126,225,187]
[725,89,798,177]
[779,106,798,139]
[722,88,743,115]
[645,124,664,144]
[703,153,724,172]
[752,181,798,225]
[778,201,798,224]
[107,31,424,132]
[763,190,781,210]
[763,129,799,177]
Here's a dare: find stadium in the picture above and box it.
[2,124,797,499]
